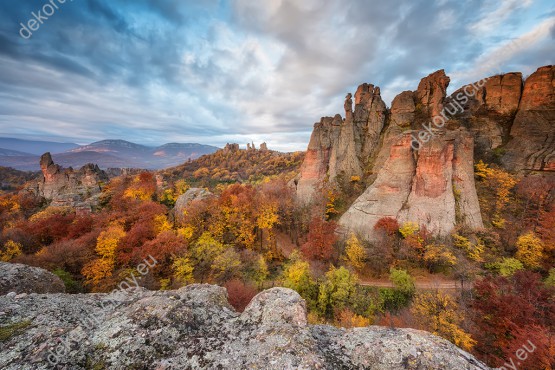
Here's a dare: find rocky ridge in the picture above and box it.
[23,152,109,212]
[295,65,554,240]
[0,283,490,369]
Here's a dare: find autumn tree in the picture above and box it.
[317,266,358,319]
[412,291,476,351]
[344,234,367,271]
[210,248,242,283]
[301,217,337,261]
[82,223,126,290]
[124,172,157,201]
[475,161,517,228]
[188,232,225,281]
[172,256,195,286]
[515,232,545,269]
[224,279,258,312]
[281,251,318,309]
[0,240,22,262]
[470,271,555,367]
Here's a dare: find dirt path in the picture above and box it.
[359,279,470,290]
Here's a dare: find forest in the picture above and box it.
[0,153,554,369]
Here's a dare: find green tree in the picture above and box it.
[488,257,524,277]
[210,248,242,283]
[189,232,225,279]
[281,251,318,308]
[389,268,415,296]
[317,266,358,318]
[545,268,555,287]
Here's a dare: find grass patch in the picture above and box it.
[0,320,32,341]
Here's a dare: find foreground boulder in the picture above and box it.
[0,262,65,295]
[0,284,489,369]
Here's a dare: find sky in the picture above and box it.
[0,0,553,152]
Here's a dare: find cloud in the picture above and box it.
[0,0,553,152]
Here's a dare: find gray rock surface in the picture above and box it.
[0,284,490,369]
[0,262,65,295]
[173,188,213,221]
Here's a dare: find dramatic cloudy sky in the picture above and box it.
[0,0,553,151]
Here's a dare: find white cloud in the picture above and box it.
[468,0,534,34]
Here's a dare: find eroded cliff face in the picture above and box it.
[296,65,554,241]
[0,282,490,369]
[340,130,483,240]
[502,65,555,172]
[25,153,109,212]
[295,85,387,200]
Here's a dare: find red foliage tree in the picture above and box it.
[301,216,337,261]
[224,279,258,312]
[470,271,555,368]
[374,217,399,236]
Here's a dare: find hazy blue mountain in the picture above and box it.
[0,137,79,155]
[0,138,219,171]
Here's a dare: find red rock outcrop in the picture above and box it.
[295,84,387,200]
[502,65,555,172]
[415,69,450,117]
[446,72,523,156]
[340,130,482,239]
[28,153,109,212]
[296,65,553,240]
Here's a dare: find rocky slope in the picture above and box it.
[295,65,554,240]
[0,262,65,295]
[22,153,109,212]
[0,283,490,369]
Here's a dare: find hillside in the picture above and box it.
[161,143,305,185]
[0,166,38,192]
[0,139,219,171]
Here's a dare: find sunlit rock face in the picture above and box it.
[502,65,555,172]
[296,65,555,240]
[24,152,109,212]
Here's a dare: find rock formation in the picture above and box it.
[0,262,65,295]
[295,84,387,200]
[447,72,523,157]
[502,65,555,172]
[0,284,490,369]
[173,188,213,222]
[25,153,108,212]
[295,66,555,240]
[340,130,483,240]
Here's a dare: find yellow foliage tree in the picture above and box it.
[172,256,195,286]
[154,214,172,235]
[452,234,483,262]
[515,232,544,269]
[344,234,366,271]
[475,161,517,227]
[423,244,457,272]
[399,222,419,238]
[82,224,126,287]
[0,240,22,262]
[325,190,339,220]
[411,291,476,351]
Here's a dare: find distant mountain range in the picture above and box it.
[0,138,219,171]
